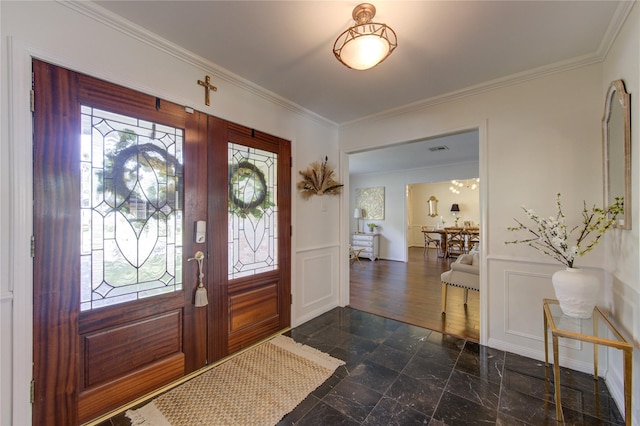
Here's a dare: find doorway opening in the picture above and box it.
[346,129,482,341]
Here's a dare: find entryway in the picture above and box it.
[32,60,291,424]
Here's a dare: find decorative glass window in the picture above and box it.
[80,106,183,311]
[228,143,278,280]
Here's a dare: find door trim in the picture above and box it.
[339,121,489,346]
[6,39,204,423]
[8,38,37,426]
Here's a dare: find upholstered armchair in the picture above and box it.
[440,251,479,314]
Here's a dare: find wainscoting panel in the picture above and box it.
[503,269,580,351]
[503,269,551,341]
[293,245,340,327]
[606,278,639,423]
[491,257,639,423]
[408,225,424,247]
[488,258,594,373]
[0,293,12,426]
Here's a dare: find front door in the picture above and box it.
[206,118,291,359]
[32,60,290,424]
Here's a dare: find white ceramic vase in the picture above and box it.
[551,267,599,319]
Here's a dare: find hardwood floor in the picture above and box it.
[349,246,480,341]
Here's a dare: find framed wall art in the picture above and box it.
[356,186,385,220]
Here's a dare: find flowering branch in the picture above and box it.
[506,193,623,268]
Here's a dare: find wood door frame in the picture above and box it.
[29,59,292,424]
[7,47,293,424]
[8,45,43,426]
[32,60,211,424]
[207,118,292,360]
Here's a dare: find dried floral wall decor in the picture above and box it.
[297,156,343,199]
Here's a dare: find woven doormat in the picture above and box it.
[125,335,344,426]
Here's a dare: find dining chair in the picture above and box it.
[421,226,441,257]
[466,228,480,252]
[444,227,465,258]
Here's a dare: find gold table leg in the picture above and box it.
[552,334,564,423]
[544,310,549,366]
[593,314,599,380]
[624,349,632,425]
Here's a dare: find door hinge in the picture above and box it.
[30,235,35,258]
[30,90,35,113]
[290,294,293,305]
[30,380,34,404]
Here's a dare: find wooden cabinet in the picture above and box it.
[351,233,379,261]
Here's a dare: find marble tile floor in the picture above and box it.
[103,307,624,426]
[278,307,623,426]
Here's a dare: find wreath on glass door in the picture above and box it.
[228,161,273,219]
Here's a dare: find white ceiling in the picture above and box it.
[91,0,631,173]
[348,130,479,175]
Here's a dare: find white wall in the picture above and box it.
[350,161,478,261]
[408,180,481,244]
[3,1,638,424]
[340,57,639,421]
[0,2,341,424]
[601,3,640,424]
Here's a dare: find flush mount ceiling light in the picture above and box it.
[333,3,397,70]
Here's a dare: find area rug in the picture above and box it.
[125,335,344,426]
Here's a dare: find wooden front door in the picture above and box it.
[32,60,290,424]
[206,118,291,359]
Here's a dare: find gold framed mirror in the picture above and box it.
[427,196,438,217]
[603,79,631,229]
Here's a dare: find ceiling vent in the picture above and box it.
[429,146,449,152]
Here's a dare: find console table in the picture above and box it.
[543,298,632,425]
[351,233,379,261]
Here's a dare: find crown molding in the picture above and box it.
[61,0,634,129]
[342,52,602,127]
[596,1,636,60]
[58,0,337,128]
[342,1,636,127]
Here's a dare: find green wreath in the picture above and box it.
[228,161,272,218]
[109,143,181,208]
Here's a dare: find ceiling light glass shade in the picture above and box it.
[333,4,397,70]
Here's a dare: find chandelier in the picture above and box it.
[449,178,479,194]
[333,3,397,70]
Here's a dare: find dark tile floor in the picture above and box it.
[102,306,624,425]
[278,307,624,426]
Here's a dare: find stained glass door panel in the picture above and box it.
[228,143,278,280]
[216,122,291,355]
[80,106,184,311]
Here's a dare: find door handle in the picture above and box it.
[188,251,207,307]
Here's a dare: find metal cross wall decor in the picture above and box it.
[197,75,218,106]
